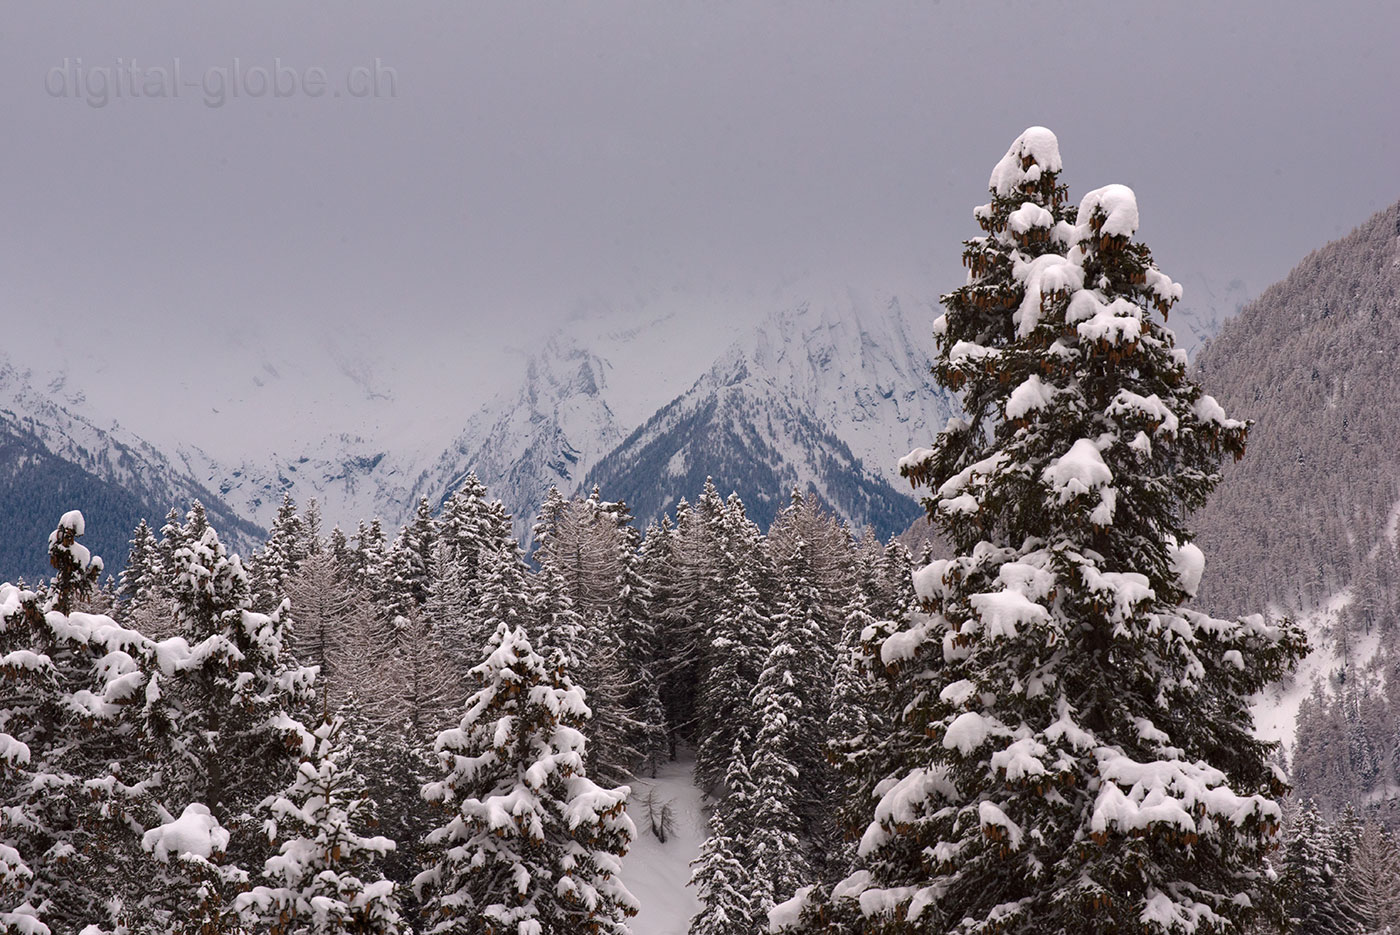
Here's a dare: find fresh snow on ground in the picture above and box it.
[620,754,708,935]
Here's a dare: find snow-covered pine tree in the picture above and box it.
[415,623,639,935]
[767,488,856,645]
[475,501,533,648]
[826,580,884,862]
[432,475,494,666]
[1,516,164,934]
[874,538,917,623]
[1,581,54,935]
[349,711,437,925]
[328,525,352,571]
[747,612,814,917]
[689,736,761,935]
[670,484,732,750]
[1281,801,1349,935]
[776,127,1307,934]
[303,498,325,556]
[439,475,490,591]
[161,508,317,826]
[528,491,610,723]
[236,715,403,935]
[604,502,669,778]
[353,519,391,599]
[159,501,207,580]
[527,491,587,669]
[46,510,103,615]
[424,540,471,708]
[113,507,317,933]
[386,498,438,621]
[770,538,838,857]
[252,493,309,609]
[693,555,770,793]
[687,808,753,935]
[141,803,249,935]
[118,518,162,608]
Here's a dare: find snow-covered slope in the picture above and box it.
[404,338,628,537]
[620,756,708,935]
[1251,589,1370,754]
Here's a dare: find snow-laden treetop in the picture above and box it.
[58,510,85,537]
[988,126,1062,196]
[1077,183,1140,239]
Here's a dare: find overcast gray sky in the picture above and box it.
[3,1,1398,453]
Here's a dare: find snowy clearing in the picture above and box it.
[619,754,708,935]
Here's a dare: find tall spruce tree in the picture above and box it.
[386,498,438,621]
[2,516,177,934]
[748,627,813,917]
[693,558,770,793]
[776,127,1306,934]
[826,583,884,863]
[1281,801,1350,935]
[252,493,309,609]
[689,736,761,935]
[118,519,162,608]
[159,507,317,839]
[606,504,669,778]
[769,538,837,859]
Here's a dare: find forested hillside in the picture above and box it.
[1194,201,1400,621]
[1183,202,1400,839]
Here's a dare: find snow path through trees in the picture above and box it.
[619,754,707,935]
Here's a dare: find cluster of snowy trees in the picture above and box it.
[1,493,652,935]
[1193,201,1400,621]
[1279,802,1400,934]
[1290,645,1400,824]
[4,466,919,935]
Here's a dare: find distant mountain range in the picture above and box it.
[178,289,955,544]
[1,271,1239,581]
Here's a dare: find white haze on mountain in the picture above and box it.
[11,271,1235,537]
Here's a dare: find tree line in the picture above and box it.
[1,464,922,935]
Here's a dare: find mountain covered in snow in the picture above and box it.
[585,292,953,538]
[0,355,264,579]
[1193,200,1400,625]
[161,287,958,543]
